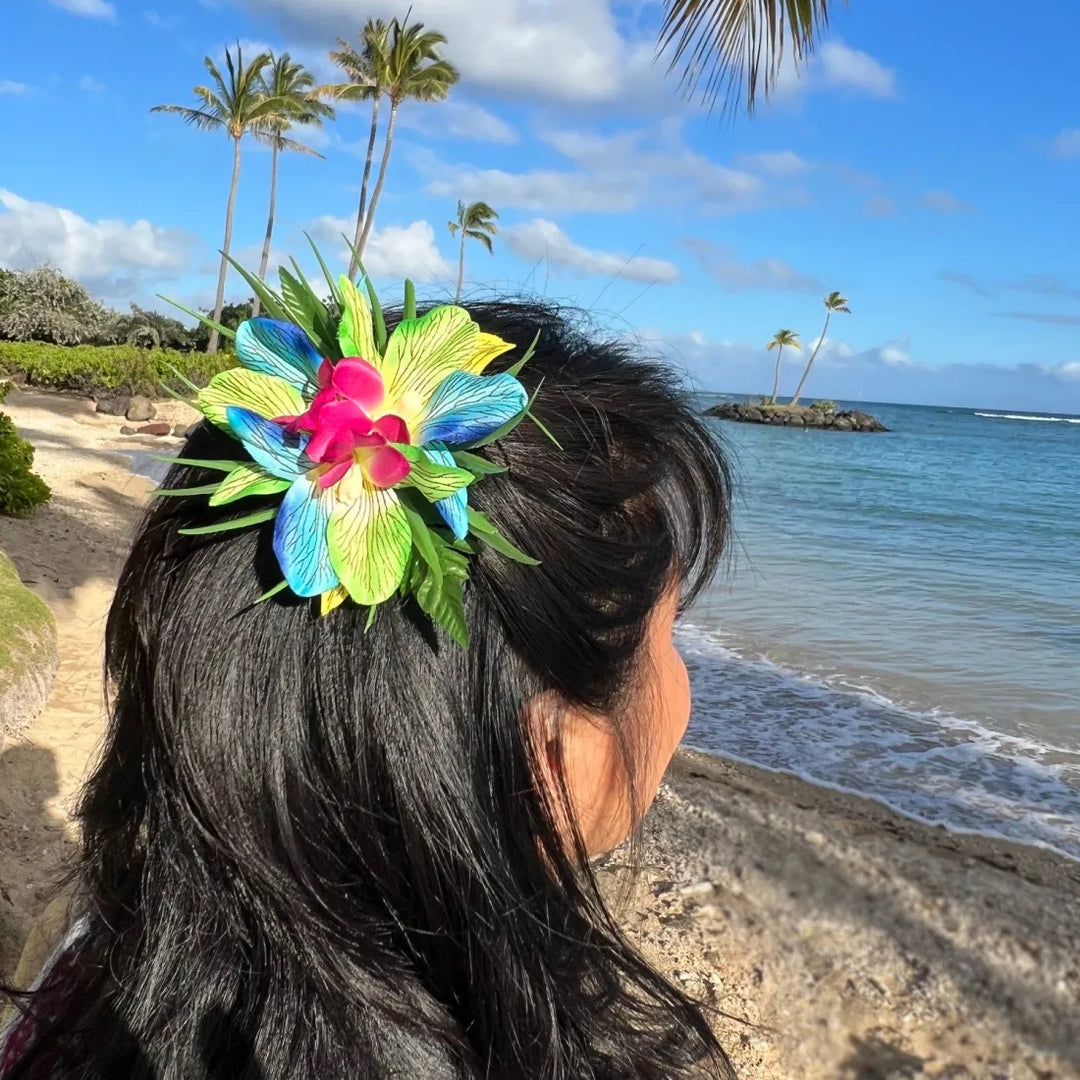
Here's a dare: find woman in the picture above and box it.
[2,296,734,1078]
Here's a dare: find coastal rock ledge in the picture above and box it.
[705,402,888,432]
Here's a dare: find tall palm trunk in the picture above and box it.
[208,136,242,354]
[349,97,381,278]
[455,230,467,303]
[356,99,398,259]
[252,140,280,319]
[769,345,785,404]
[790,312,832,407]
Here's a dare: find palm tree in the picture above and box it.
[789,292,850,406]
[447,201,498,302]
[152,44,280,352]
[658,0,839,114]
[766,329,801,404]
[319,20,390,279]
[252,54,335,317]
[355,18,459,261]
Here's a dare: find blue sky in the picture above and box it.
[2,0,1079,411]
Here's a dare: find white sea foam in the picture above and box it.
[676,624,1080,860]
[975,412,1080,423]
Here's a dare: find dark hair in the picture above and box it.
[10,302,733,1079]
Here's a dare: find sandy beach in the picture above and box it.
[1,387,1077,1079]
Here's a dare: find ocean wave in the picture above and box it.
[676,624,1080,860]
[974,412,1080,424]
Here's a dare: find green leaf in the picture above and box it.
[365,605,377,631]
[221,253,288,321]
[464,380,542,449]
[507,330,540,376]
[286,258,338,355]
[450,450,508,477]
[154,483,222,497]
[279,266,318,338]
[178,507,277,536]
[338,275,378,363]
[403,279,417,322]
[255,580,289,604]
[209,462,291,506]
[527,409,562,449]
[163,362,200,393]
[364,276,387,354]
[157,295,236,342]
[401,504,442,590]
[149,455,241,472]
[305,233,343,309]
[415,568,469,648]
[467,507,540,565]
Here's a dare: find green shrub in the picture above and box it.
[0,380,9,404]
[0,342,237,397]
[0,266,109,345]
[0,413,51,516]
[97,304,195,350]
[810,399,839,413]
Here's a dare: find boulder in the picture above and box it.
[125,396,156,422]
[172,423,194,439]
[786,413,805,427]
[742,407,763,423]
[95,395,131,417]
[833,417,853,431]
[0,551,58,741]
[136,422,172,437]
[119,425,137,435]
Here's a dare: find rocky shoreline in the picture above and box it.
[706,401,888,432]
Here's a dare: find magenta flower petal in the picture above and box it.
[318,458,353,489]
[373,413,409,444]
[365,445,411,489]
[317,358,334,389]
[333,357,385,412]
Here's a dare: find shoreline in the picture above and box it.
[1,388,1078,1076]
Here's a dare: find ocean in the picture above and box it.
[684,398,1080,859]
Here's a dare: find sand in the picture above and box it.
[1,387,1078,1078]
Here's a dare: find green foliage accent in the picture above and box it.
[0,413,51,517]
[394,443,473,500]
[450,450,507,476]
[506,330,540,376]
[177,507,276,536]
[403,279,417,321]
[408,529,469,648]
[810,399,838,413]
[0,341,237,398]
[466,507,539,565]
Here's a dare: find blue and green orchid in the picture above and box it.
[161,255,539,644]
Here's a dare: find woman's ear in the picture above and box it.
[524,692,632,856]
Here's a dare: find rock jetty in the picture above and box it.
[705,402,888,432]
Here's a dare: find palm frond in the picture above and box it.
[149,104,224,131]
[466,231,495,255]
[658,0,840,115]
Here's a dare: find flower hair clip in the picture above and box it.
[158,242,542,646]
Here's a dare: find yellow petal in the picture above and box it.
[465,332,515,375]
[326,483,412,607]
[381,305,479,407]
[320,585,349,616]
[198,368,306,430]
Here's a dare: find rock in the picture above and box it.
[172,423,194,439]
[125,396,156,422]
[833,417,853,431]
[766,412,785,425]
[786,413,805,427]
[119,425,137,435]
[136,422,172,437]
[704,400,887,431]
[95,395,131,417]
[0,551,59,741]
[741,407,763,423]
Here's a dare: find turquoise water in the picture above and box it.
[683,399,1080,858]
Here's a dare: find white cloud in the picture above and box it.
[683,238,824,294]
[0,190,192,300]
[503,219,680,284]
[864,196,898,217]
[1049,128,1080,159]
[0,80,28,95]
[307,216,452,282]
[79,76,106,94]
[420,121,761,216]
[817,42,898,98]
[144,10,181,29]
[233,0,628,104]
[49,0,116,18]
[735,150,812,176]
[921,189,973,214]
[400,100,518,145]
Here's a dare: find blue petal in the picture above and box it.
[225,407,312,481]
[273,475,340,598]
[416,371,528,447]
[236,319,322,395]
[425,441,469,540]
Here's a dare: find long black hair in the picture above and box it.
[10,302,734,1079]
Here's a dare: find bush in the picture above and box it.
[97,304,195,351]
[810,399,838,413]
[0,342,237,397]
[0,266,109,345]
[191,299,254,353]
[0,413,51,516]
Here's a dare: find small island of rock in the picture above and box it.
[705,402,888,432]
